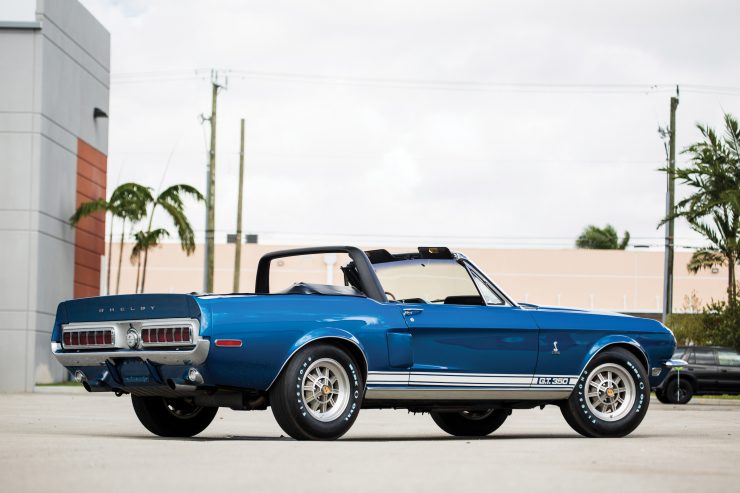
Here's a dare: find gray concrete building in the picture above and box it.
[0,0,110,391]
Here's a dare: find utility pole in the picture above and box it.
[203,70,226,293]
[233,118,245,292]
[662,87,679,323]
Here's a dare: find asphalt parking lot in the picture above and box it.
[1,388,738,493]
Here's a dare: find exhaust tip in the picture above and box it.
[186,368,204,385]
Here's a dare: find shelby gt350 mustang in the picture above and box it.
[51,246,682,440]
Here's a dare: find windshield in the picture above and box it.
[374,259,484,303]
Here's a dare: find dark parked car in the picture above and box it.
[655,346,740,404]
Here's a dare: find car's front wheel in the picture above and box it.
[664,377,693,404]
[560,348,650,437]
[270,343,364,440]
[131,396,218,437]
[431,409,510,437]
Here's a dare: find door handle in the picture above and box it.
[403,308,424,317]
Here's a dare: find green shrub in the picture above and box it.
[667,296,740,350]
[666,313,708,345]
[702,299,740,351]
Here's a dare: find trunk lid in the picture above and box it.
[52,294,202,342]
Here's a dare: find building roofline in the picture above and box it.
[0,21,42,30]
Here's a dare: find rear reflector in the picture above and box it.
[215,339,242,348]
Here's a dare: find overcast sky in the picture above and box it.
[78,0,740,249]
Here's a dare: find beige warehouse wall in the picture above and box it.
[107,243,732,313]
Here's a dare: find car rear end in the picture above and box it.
[50,294,210,396]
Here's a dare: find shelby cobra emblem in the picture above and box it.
[51,246,682,440]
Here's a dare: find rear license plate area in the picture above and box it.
[118,359,154,385]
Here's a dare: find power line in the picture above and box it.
[109,68,740,95]
[183,229,706,242]
[108,150,662,168]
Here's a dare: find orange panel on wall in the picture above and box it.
[74,139,107,299]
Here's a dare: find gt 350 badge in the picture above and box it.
[537,377,570,385]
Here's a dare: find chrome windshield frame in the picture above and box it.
[455,253,519,308]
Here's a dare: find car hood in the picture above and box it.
[519,302,670,338]
[518,303,632,318]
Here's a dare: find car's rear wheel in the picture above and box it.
[560,348,650,438]
[431,409,510,437]
[270,343,363,440]
[131,396,218,437]
[664,377,693,404]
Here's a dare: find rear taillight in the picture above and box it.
[140,326,193,347]
[62,329,115,349]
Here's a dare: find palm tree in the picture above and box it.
[661,113,740,306]
[135,184,204,293]
[575,224,630,250]
[130,229,170,293]
[70,182,152,295]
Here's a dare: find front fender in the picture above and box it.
[579,335,649,375]
[267,328,368,390]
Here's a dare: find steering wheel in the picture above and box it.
[385,291,396,301]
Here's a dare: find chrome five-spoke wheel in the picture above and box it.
[301,358,350,422]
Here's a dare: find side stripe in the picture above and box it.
[366,371,579,389]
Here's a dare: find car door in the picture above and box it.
[716,348,740,393]
[402,302,540,392]
[373,257,540,397]
[686,347,720,393]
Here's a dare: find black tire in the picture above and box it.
[654,388,672,404]
[664,377,693,404]
[131,396,218,437]
[560,348,650,438]
[270,343,364,440]
[431,409,510,437]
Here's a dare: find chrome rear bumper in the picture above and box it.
[50,339,210,366]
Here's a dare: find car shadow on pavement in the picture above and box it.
[153,433,589,442]
[29,430,651,441]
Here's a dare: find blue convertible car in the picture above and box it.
[51,246,680,440]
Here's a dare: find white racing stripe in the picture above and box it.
[367,371,579,389]
[411,375,532,385]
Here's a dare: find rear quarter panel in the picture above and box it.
[195,295,405,390]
